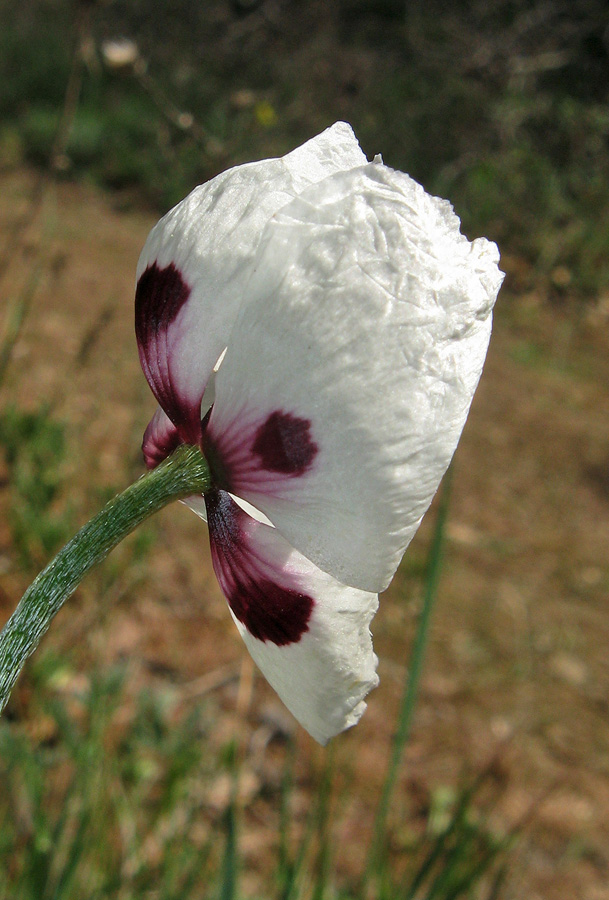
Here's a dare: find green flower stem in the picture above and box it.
[0,444,211,715]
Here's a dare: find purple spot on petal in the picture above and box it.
[252,411,317,476]
[135,262,190,347]
[206,490,313,646]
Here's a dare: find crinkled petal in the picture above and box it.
[206,161,503,592]
[135,123,366,443]
[205,490,378,744]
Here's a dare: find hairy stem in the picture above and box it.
[0,444,211,715]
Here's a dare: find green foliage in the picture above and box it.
[396,782,513,900]
[0,3,72,116]
[0,405,72,567]
[439,97,609,297]
[0,663,514,900]
[0,666,220,899]
[0,479,517,898]
[1,0,607,297]
[355,35,609,299]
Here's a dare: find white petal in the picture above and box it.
[135,123,366,437]
[182,492,273,526]
[182,493,208,522]
[207,161,503,592]
[205,490,378,744]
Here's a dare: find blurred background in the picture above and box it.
[0,1,608,897]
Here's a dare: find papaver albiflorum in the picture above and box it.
[135,122,503,744]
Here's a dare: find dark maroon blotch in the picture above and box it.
[135,262,191,351]
[205,488,241,552]
[252,411,317,476]
[228,578,313,647]
[135,262,202,445]
[206,490,313,646]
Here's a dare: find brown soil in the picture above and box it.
[1,169,609,898]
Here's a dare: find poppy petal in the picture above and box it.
[206,161,503,592]
[135,123,366,445]
[142,406,182,469]
[205,490,378,744]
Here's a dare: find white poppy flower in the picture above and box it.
[134,122,503,744]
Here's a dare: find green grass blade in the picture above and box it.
[219,741,239,900]
[403,772,489,898]
[0,273,40,393]
[277,739,297,890]
[49,801,92,900]
[311,746,335,900]
[278,746,336,900]
[279,783,318,900]
[364,467,453,888]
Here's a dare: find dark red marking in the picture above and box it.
[252,411,317,476]
[229,577,313,646]
[135,261,201,445]
[206,490,313,646]
[135,262,191,345]
[142,417,181,469]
